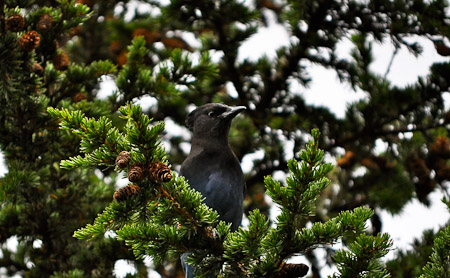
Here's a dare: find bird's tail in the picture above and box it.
[181,252,216,278]
[181,252,195,278]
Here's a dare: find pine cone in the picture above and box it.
[109,40,123,56]
[70,25,83,37]
[117,50,128,66]
[36,14,53,33]
[408,155,430,179]
[115,151,131,169]
[31,63,44,75]
[430,136,449,155]
[6,14,26,32]
[53,53,70,71]
[258,0,282,12]
[148,161,172,183]
[133,28,160,44]
[337,151,356,168]
[128,163,146,182]
[434,159,450,182]
[161,37,193,51]
[276,263,309,278]
[113,184,141,201]
[361,157,379,171]
[18,31,40,52]
[73,92,88,102]
[76,0,94,7]
[434,41,450,56]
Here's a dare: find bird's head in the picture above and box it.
[186,103,246,144]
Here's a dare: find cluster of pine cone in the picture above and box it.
[113,151,172,201]
[7,13,69,71]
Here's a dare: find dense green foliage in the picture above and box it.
[1,0,450,277]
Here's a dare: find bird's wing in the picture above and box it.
[203,171,244,230]
[180,153,245,231]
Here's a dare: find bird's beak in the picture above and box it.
[221,106,246,120]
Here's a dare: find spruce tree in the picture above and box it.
[1,0,450,277]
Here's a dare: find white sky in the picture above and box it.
[1,5,450,278]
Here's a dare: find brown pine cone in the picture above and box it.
[337,151,356,168]
[53,53,70,71]
[73,92,88,102]
[115,151,131,169]
[18,31,40,52]
[31,63,44,75]
[161,37,193,51]
[133,28,160,44]
[116,50,128,66]
[6,14,26,32]
[113,184,141,201]
[128,163,146,182]
[36,14,53,33]
[148,161,172,183]
[430,136,449,155]
[109,40,123,57]
[276,263,309,278]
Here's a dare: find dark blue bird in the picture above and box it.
[180,103,246,278]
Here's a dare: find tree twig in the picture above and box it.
[384,46,399,79]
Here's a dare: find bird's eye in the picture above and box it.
[208,111,215,118]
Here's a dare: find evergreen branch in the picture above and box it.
[265,129,333,216]
[73,204,118,240]
[0,0,5,36]
[384,46,399,80]
[47,107,127,168]
[117,222,189,261]
[153,175,226,263]
[166,49,219,85]
[327,115,449,151]
[114,37,219,109]
[223,210,269,275]
[58,0,92,30]
[73,185,161,241]
[420,225,450,278]
[332,233,392,278]
[66,60,117,84]
[220,129,380,277]
[115,36,152,100]
[294,207,374,252]
[254,207,374,277]
[119,102,166,164]
[155,175,220,230]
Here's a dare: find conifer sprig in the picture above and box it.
[419,199,450,278]
[332,233,392,278]
[223,209,269,275]
[47,103,166,169]
[247,129,378,277]
[419,225,450,278]
[115,37,219,105]
[119,103,166,164]
[265,129,333,217]
[47,107,127,168]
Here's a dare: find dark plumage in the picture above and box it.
[180,103,246,278]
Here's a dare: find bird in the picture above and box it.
[180,103,246,278]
